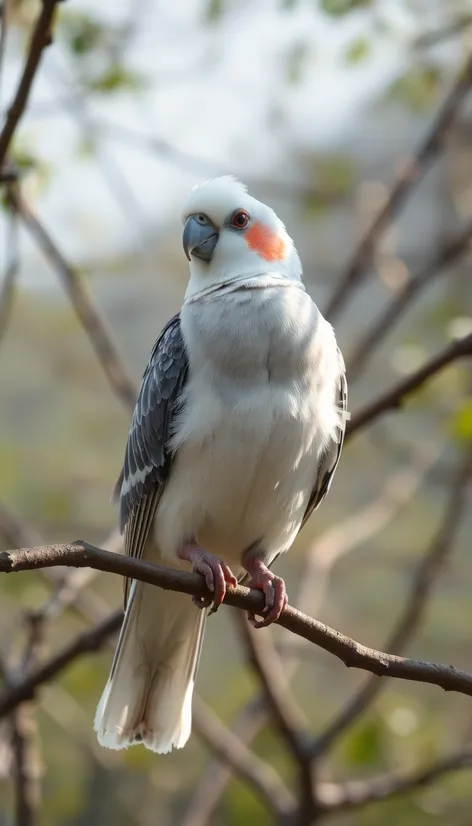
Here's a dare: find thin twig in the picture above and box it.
[9,704,41,826]
[0,205,18,346]
[317,749,472,812]
[346,220,472,380]
[0,0,60,169]
[0,610,122,719]
[234,612,317,821]
[1,544,472,710]
[183,698,267,826]
[7,186,137,409]
[347,332,472,438]
[312,449,472,756]
[295,442,441,629]
[414,14,472,50]
[325,55,472,321]
[235,614,318,820]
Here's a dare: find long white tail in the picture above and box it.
[94,580,205,754]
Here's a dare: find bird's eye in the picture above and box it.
[195,213,208,225]
[231,209,250,229]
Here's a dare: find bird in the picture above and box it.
[94,175,348,755]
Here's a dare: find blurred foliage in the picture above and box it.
[344,36,371,64]
[320,0,375,17]
[1,1,472,825]
[450,397,472,443]
[388,65,442,112]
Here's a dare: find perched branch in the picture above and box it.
[346,220,472,380]
[325,55,472,321]
[2,544,472,713]
[7,187,137,409]
[312,450,472,756]
[0,1,61,169]
[347,332,472,438]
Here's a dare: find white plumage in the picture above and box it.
[95,177,346,754]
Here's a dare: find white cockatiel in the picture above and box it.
[95,176,347,754]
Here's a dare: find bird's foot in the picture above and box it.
[178,543,237,611]
[242,555,288,628]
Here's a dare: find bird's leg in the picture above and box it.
[241,552,288,628]
[178,542,237,611]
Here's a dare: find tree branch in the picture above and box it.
[318,749,472,812]
[7,186,137,409]
[346,220,472,380]
[347,332,472,439]
[192,697,295,818]
[0,610,122,719]
[325,55,472,321]
[1,543,472,716]
[0,0,61,170]
[312,449,472,756]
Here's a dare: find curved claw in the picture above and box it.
[178,544,237,610]
[245,561,288,628]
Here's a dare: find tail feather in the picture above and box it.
[95,580,205,754]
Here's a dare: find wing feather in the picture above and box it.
[301,349,348,531]
[115,314,188,605]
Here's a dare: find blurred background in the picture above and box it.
[0,0,472,824]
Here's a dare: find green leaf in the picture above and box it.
[345,36,371,64]
[388,66,441,112]
[89,64,147,94]
[321,0,374,17]
[450,398,472,443]
[206,0,225,22]
[61,11,105,56]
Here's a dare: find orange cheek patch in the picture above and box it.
[244,222,286,262]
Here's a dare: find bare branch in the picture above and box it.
[0,610,122,719]
[183,699,267,826]
[9,704,42,826]
[235,613,309,759]
[235,614,317,819]
[1,543,472,713]
[294,442,441,629]
[318,749,472,812]
[414,15,472,50]
[347,332,472,439]
[193,697,295,818]
[325,56,472,321]
[0,206,18,346]
[312,449,472,756]
[346,221,472,380]
[7,186,137,409]
[0,0,61,169]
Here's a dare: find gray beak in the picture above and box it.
[183,215,219,262]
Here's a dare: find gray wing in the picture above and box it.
[114,313,188,605]
[300,349,348,531]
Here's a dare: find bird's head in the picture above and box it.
[182,176,302,298]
